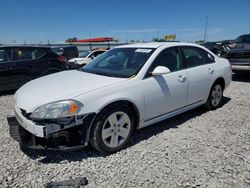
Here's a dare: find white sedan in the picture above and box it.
[7,42,232,153]
[67,49,107,68]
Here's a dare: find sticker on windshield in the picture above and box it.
[135,49,152,53]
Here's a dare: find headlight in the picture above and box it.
[30,100,83,120]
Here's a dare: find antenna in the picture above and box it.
[204,16,208,42]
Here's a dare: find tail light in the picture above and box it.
[57,55,66,62]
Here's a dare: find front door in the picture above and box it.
[142,47,188,121]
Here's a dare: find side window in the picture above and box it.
[88,52,95,58]
[149,47,182,73]
[14,48,46,61]
[182,47,206,68]
[14,48,32,60]
[0,49,10,63]
[30,49,46,59]
[96,51,105,56]
[92,51,99,57]
[242,36,250,43]
[205,51,215,63]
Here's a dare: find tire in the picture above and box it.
[90,104,135,153]
[205,82,223,110]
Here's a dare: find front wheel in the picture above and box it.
[90,104,135,153]
[205,83,223,110]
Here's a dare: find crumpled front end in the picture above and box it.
[7,106,96,150]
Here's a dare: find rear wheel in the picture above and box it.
[90,104,135,153]
[205,82,223,110]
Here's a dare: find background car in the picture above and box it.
[51,45,79,61]
[7,42,231,153]
[226,48,250,73]
[0,45,67,92]
[224,34,250,73]
[67,49,107,69]
[228,34,250,49]
[202,40,233,57]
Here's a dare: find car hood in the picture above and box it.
[15,70,127,112]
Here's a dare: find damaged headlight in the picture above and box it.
[30,100,83,120]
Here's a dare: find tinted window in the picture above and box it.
[52,47,64,55]
[82,48,155,78]
[0,49,11,63]
[182,47,206,68]
[235,35,250,43]
[149,47,182,73]
[14,48,46,61]
[91,51,99,57]
[95,51,105,56]
[205,51,215,63]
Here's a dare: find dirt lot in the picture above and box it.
[0,75,249,188]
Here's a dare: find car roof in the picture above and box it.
[115,42,202,49]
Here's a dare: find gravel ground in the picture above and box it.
[0,75,250,188]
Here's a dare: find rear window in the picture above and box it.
[52,47,64,55]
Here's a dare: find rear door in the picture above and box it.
[181,46,216,105]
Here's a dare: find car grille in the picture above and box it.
[227,51,250,59]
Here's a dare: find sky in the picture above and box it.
[0,0,249,44]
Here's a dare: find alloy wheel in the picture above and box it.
[101,111,131,148]
[211,84,222,107]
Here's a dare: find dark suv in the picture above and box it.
[0,46,67,92]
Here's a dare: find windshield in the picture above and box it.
[81,48,155,78]
[234,35,250,44]
[79,50,91,58]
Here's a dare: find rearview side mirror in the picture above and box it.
[151,66,171,76]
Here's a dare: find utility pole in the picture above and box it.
[204,16,208,42]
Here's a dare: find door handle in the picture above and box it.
[208,68,214,74]
[178,75,186,82]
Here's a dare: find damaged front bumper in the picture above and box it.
[7,109,96,151]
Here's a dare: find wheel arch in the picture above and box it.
[97,100,140,128]
[205,77,225,103]
[214,77,225,90]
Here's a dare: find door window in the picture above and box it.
[14,48,46,61]
[148,47,183,75]
[205,51,215,63]
[182,47,206,68]
[0,49,11,64]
